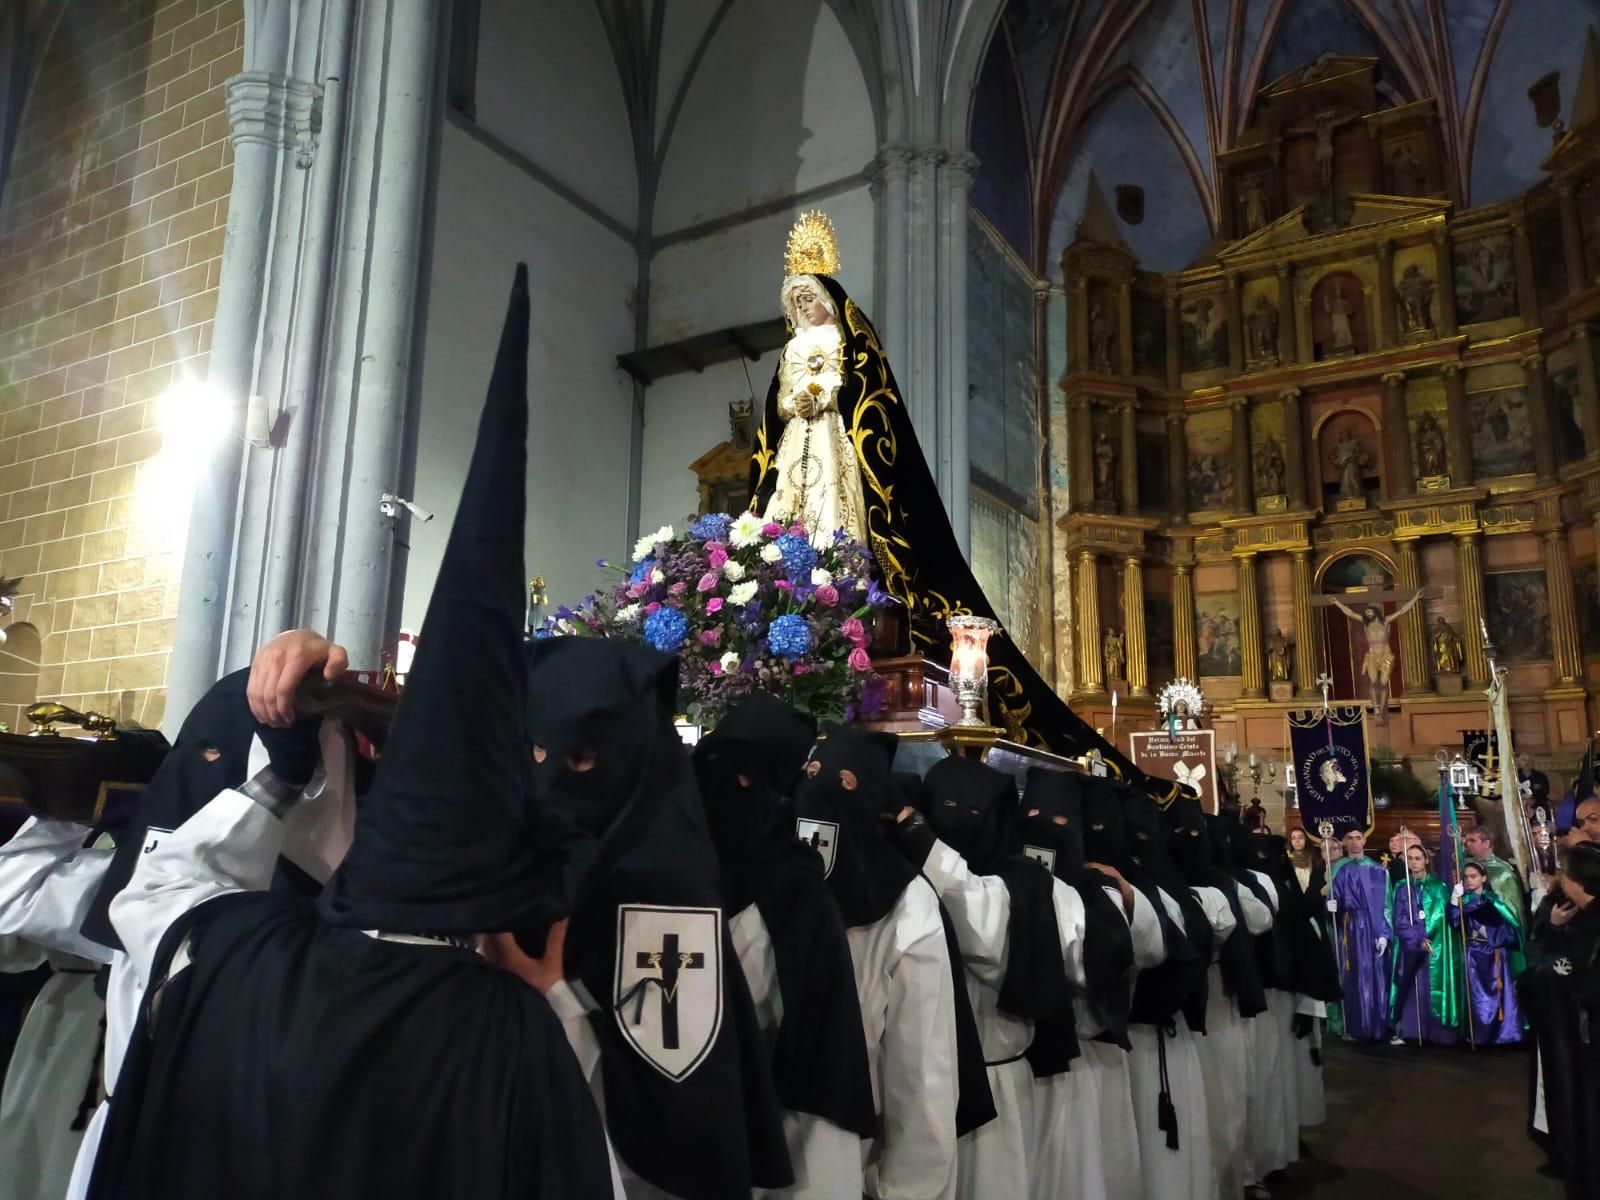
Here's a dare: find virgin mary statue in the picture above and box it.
[749,213,1159,793]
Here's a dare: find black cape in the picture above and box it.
[693,694,876,1140]
[1120,782,1212,1034]
[1167,796,1266,1019]
[748,274,1165,795]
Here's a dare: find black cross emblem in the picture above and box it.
[806,828,832,855]
[635,932,705,1050]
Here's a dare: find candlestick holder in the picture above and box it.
[947,615,999,729]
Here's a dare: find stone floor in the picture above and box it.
[1270,1037,1563,1198]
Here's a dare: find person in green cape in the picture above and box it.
[1388,844,1462,1045]
[1448,860,1525,1044]
[1463,823,1528,937]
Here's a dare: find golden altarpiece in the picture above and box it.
[1057,55,1600,776]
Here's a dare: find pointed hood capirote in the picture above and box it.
[321,264,575,935]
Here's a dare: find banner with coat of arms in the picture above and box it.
[1129,729,1219,813]
[1287,706,1372,837]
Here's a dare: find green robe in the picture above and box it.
[1388,874,1464,1033]
[1473,854,1527,941]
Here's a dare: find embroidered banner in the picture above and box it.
[1129,729,1219,813]
[1288,706,1372,837]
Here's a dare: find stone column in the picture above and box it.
[1077,549,1104,693]
[1070,397,1094,509]
[1545,530,1584,686]
[937,151,977,551]
[1118,398,1138,513]
[1281,387,1307,509]
[1123,556,1149,697]
[1574,324,1600,455]
[1226,273,1245,372]
[1237,552,1266,699]
[1523,351,1557,483]
[1292,549,1317,693]
[1117,281,1134,376]
[1173,560,1197,681]
[1277,263,1297,364]
[1072,276,1090,370]
[1376,241,1398,347]
[1559,181,1588,295]
[1455,531,1489,685]
[1231,397,1253,515]
[1443,364,1474,486]
[1167,411,1189,523]
[1382,370,1412,499]
[871,144,914,374]
[1165,286,1181,389]
[1512,220,1539,323]
[1434,228,1459,337]
[1394,537,1432,695]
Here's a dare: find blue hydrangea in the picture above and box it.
[768,613,812,660]
[629,558,656,586]
[775,533,817,581]
[690,512,733,542]
[643,606,689,653]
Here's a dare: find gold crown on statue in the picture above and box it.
[784,210,841,278]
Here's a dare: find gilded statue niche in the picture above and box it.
[1303,267,1373,359]
[1242,277,1280,366]
[1404,375,1450,489]
[1250,400,1288,511]
[1391,243,1438,340]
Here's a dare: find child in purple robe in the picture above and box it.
[1447,860,1524,1045]
[1389,845,1462,1046]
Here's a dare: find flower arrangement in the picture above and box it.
[542,513,891,727]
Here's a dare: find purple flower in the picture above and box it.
[814,584,839,608]
[669,581,688,596]
[698,628,722,648]
[696,571,718,593]
[866,580,894,609]
[706,597,724,614]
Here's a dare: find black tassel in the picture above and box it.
[1158,1090,1179,1149]
[1310,1047,1323,1067]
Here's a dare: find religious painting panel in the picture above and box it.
[1466,387,1537,479]
[1135,413,1169,515]
[1530,203,1569,310]
[1392,245,1438,339]
[1483,571,1552,662]
[1382,136,1430,197]
[1185,407,1234,514]
[1451,232,1519,325]
[1086,280,1117,374]
[1145,587,1175,681]
[968,218,1041,513]
[1316,406,1380,509]
[1179,291,1227,374]
[1575,562,1600,654]
[1046,290,1069,505]
[1309,270,1368,360]
[1548,344,1587,462]
[970,489,1042,665]
[1404,375,1449,486]
[1242,277,1280,366]
[1250,400,1287,508]
[1131,290,1165,377]
[1194,593,1242,677]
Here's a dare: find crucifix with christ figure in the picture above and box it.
[1310,587,1430,723]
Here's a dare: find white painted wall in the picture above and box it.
[406,122,637,628]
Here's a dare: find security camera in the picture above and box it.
[380,493,434,523]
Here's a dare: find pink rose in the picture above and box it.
[707,546,729,570]
[814,584,839,608]
[626,583,648,600]
[699,629,722,647]
[841,617,867,647]
[668,581,687,596]
[762,522,783,537]
[775,579,793,592]
[645,602,662,615]
[706,597,724,614]
[709,661,724,676]
[788,524,806,537]
[696,572,718,593]
[792,663,808,676]
[848,646,871,673]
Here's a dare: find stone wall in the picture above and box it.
[0,0,240,731]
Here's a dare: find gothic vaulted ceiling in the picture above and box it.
[972,0,1600,275]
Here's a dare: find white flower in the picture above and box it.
[729,580,759,606]
[631,524,674,563]
[760,543,784,564]
[650,568,665,585]
[722,560,746,582]
[729,512,765,549]
[810,567,833,588]
[719,651,741,674]
[616,603,641,623]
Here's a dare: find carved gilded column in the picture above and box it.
[1523,351,1557,483]
[1124,556,1149,697]
[1276,263,1297,364]
[1292,549,1317,693]
[1434,228,1459,337]
[1545,530,1583,686]
[1226,273,1245,373]
[1443,364,1473,486]
[1559,182,1588,295]
[1173,560,1197,681]
[1382,370,1412,499]
[1165,286,1181,390]
[1456,531,1489,685]
[1118,398,1138,514]
[1394,537,1432,695]
[1230,397,1253,515]
[1574,324,1600,455]
[1167,411,1188,524]
[1077,548,1104,693]
[1281,387,1307,510]
[1375,241,1398,347]
[1237,552,1266,699]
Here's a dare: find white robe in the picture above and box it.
[1188,886,1252,1200]
[1126,887,1217,1200]
[1030,884,1149,1200]
[729,902,865,1200]
[1243,871,1299,1179]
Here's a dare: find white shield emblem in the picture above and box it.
[1023,844,1056,871]
[614,905,723,1081]
[796,818,839,877]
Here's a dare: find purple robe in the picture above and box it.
[1329,858,1392,1041]
[1390,877,1459,1045]
[1449,893,1524,1045]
